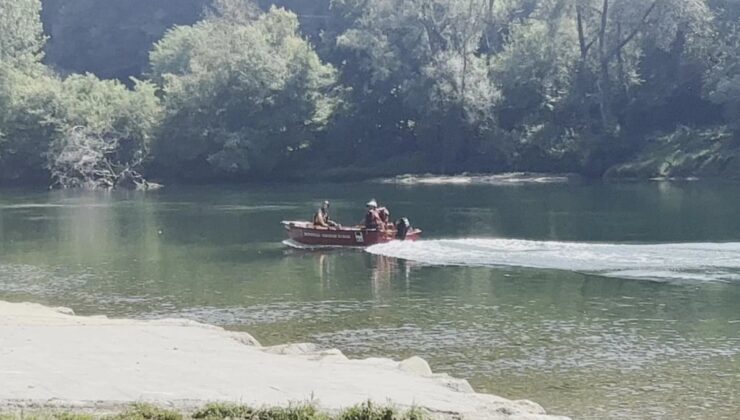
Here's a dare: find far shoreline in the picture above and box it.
[3,170,739,192]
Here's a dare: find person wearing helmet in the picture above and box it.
[313,200,337,227]
[362,199,383,230]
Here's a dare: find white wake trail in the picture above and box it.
[366,239,740,282]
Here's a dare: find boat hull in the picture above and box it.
[282,221,421,248]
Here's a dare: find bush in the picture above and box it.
[150,5,341,180]
[0,64,162,188]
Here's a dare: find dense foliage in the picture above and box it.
[150,3,340,180]
[0,0,46,67]
[0,0,161,187]
[1,0,740,187]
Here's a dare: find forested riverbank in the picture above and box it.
[1,0,739,187]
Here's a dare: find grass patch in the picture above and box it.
[339,402,424,420]
[191,403,256,419]
[193,402,328,420]
[56,415,96,420]
[0,412,95,420]
[0,402,425,420]
[109,404,182,420]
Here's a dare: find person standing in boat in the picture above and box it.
[362,199,384,230]
[314,200,338,228]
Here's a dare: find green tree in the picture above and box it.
[572,0,713,130]
[0,0,53,183]
[482,0,718,173]
[705,22,740,133]
[489,7,583,170]
[2,0,739,184]
[256,0,331,42]
[0,0,163,188]
[0,67,162,187]
[48,75,162,189]
[150,3,341,180]
[0,0,46,67]
[0,67,61,183]
[329,0,503,172]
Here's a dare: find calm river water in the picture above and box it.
[0,180,738,419]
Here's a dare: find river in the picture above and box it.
[0,179,738,419]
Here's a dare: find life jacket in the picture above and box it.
[364,209,381,229]
[377,207,390,223]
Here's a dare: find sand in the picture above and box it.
[0,301,568,419]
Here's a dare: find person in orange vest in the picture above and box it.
[362,199,384,230]
[377,205,391,229]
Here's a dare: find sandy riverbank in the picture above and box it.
[0,301,567,419]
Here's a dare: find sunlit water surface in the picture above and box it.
[0,181,739,419]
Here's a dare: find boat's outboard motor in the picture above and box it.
[395,217,411,240]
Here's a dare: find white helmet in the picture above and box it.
[366,199,378,208]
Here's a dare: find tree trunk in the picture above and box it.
[617,21,624,89]
[485,0,495,66]
[461,0,477,112]
[577,4,588,60]
[598,0,611,130]
[575,5,589,96]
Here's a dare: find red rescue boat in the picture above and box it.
[282,220,421,248]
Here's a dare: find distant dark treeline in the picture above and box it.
[40,1,331,81]
[1,0,739,188]
[41,0,206,81]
